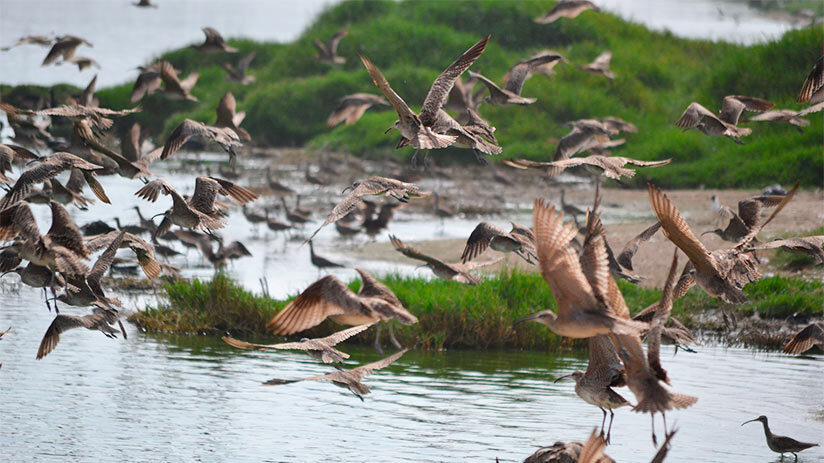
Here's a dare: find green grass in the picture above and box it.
[3,0,821,188]
[130,271,823,349]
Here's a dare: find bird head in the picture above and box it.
[514,310,557,327]
[741,416,768,426]
[342,182,360,194]
[553,371,584,383]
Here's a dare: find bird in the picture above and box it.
[581,51,616,79]
[280,196,311,225]
[1,263,66,311]
[134,0,158,7]
[191,27,237,53]
[67,74,99,107]
[515,199,646,338]
[49,169,96,209]
[390,235,502,285]
[159,61,199,101]
[84,230,161,279]
[263,348,408,401]
[196,236,252,269]
[362,201,400,239]
[648,183,797,304]
[135,176,258,239]
[267,268,417,351]
[554,120,614,161]
[1,34,54,51]
[742,415,818,461]
[41,35,92,66]
[0,143,40,185]
[508,156,672,181]
[431,192,456,219]
[306,176,428,242]
[748,236,824,264]
[616,222,662,272]
[65,56,99,71]
[523,430,613,463]
[130,62,164,102]
[160,119,242,166]
[265,167,295,196]
[503,49,568,81]
[222,51,256,84]
[36,305,126,360]
[308,240,343,271]
[748,106,820,132]
[797,55,823,104]
[326,93,389,127]
[359,35,489,153]
[559,189,586,226]
[460,221,537,264]
[701,193,788,243]
[782,322,824,354]
[534,1,600,23]
[675,95,774,143]
[215,91,251,141]
[554,336,631,443]
[314,26,348,64]
[57,230,127,310]
[223,323,374,364]
[468,53,562,106]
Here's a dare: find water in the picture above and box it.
[1,284,822,462]
[0,0,806,87]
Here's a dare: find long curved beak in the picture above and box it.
[150,212,165,220]
[553,374,573,383]
[700,230,714,236]
[513,314,539,326]
[741,419,757,426]
[341,186,353,194]
[383,126,394,134]
[414,264,427,270]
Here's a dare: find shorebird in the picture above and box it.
[159,61,199,101]
[132,206,158,233]
[503,49,568,83]
[308,240,343,271]
[222,51,256,84]
[523,430,612,463]
[0,152,109,209]
[461,221,537,264]
[742,416,819,461]
[749,106,823,132]
[65,56,99,71]
[559,189,586,226]
[49,169,96,209]
[314,26,348,64]
[215,91,251,141]
[1,263,66,311]
[67,74,99,107]
[508,155,671,181]
[783,322,824,354]
[553,120,614,161]
[534,1,600,23]
[1,34,54,51]
[0,101,139,134]
[468,54,562,106]
[130,62,164,102]
[327,93,389,127]
[263,348,408,400]
[0,143,40,185]
[41,35,92,66]
[160,119,241,166]
[675,95,774,143]
[280,196,310,225]
[191,27,237,53]
[36,305,125,359]
[267,268,417,351]
[390,235,502,285]
[432,192,456,219]
[134,0,158,7]
[748,236,824,264]
[135,176,258,239]
[362,201,400,239]
[306,176,428,242]
[84,230,161,279]
[581,51,616,79]
[265,167,295,196]
[616,222,662,272]
[797,55,823,104]
[649,183,797,304]
[57,231,127,310]
[223,323,373,364]
[304,167,329,186]
[701,193,788,243]
[555,336,631,443]
[359,35,489,154]
[196,237,251,269]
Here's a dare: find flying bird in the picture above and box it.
[581,51,616,79]
[469,53,562,106]
[326,93,389,127]
[191,27,237,53]
[675,95,774,143]
[161,119,242,166]
[534,1,600,23]
[314,26,348,64]
[222,323,374,364]
[390,235,502,285]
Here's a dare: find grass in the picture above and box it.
[130,270,823,350]
[3,1,822,188]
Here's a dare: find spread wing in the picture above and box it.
[359,55,416,124]
[87,230,126,294]
[389,235,449,268]
[161,119,206,159]
[504,53,561,95]
[266,275,359,335]
[617,222,661,271]
[461,222,508,263]
[215,92,237,128]
[648,184,716,275]
[648,250,680,384]
[783,323,824,354]
[420,35,489,124]
[675,102,724,130]
[719,95,774,125]
[189,177,221,214]
[798,55,824,103]
[326,26,348,55]
[46,201,87,257]
[37,313,95,359]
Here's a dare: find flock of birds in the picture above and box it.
[1,1,823,461]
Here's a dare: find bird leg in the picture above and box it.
[410,150,420,168]
[651,413,658,446]
[42,287,52,312]
[473,149,488,166]
[49,271,59,314]
[662,412,668,436]
[599,407,607,435]
[373,323,385,354]
[387,322,402,349]
[606,409,615,444]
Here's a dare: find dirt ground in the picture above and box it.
[337,160,824,288]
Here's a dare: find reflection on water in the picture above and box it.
[1,285,822,462]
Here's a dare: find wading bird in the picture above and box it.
[191,27,237,53]
[742,415,818,461]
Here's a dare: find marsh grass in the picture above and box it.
[130,270,823,349]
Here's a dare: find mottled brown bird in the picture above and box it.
[327,93,389,127]
[222,51,256,84]
[508,155,671,180]
[748,236,824,264]
[460,221,537,264]
[215,91,251,141]
[534,1,600,23]
[0,152,108,209]
[160,119,242,166]
[782,322,824,354]
[159,61,199,101]
[390,235,502,285]
[702,193,788,243]
[191,27,237,53]
[41,35,92,66]
[675,95,774,143]
[314,26,348,64]
[797,55,823,104]
[742,416,818,460]
[581,51,616,79]
[84,230,161,279]
[223,323,373,364]
[36,305,125,360]
[469,53,562,106]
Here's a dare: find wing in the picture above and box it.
[316,322,375,347]
[467,70,507,99]
[215,92,236,128]
[675,102,722,129]
[46,201,87,257]
[751,236,824,263]
[36,314,92,359]
[160,61,187,95]
[121,123,142,162]
[41,38,79,65]
[798,55,824,103]
[734,182,798,250]
[326,26,349,55]
[720,95,774,125]
[236,51,256,74]
[420,35,489,124]
[351,348,408,379]
[533,198,600,318]
[461,222,508,263]
[189,177,221,214]
[796,100,824,117]
[554,125,610,161]
[266,275,359,335]
[87,230,126,292]
[648,184,716,275]
[617,222,661,271]
[0,157,70,208]
[462,256,505,270]
[389,235,449,268]
[134,179,176,203]
[161,119,205,159]
[131,68,161,103]
[0,202,40,241]
[648,250,680,384]
[307,192,366,242]
[589,51,612,70]
[359,55,416,124]
[577,430,609,463]
[504,53,561,95]
[209,176,259,204]
[783,323,824,354]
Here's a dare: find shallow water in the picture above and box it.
[1,283,822,462]
[0,0,805,87]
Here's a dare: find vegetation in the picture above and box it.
[130,270,823,350]
[3,1,821,188]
